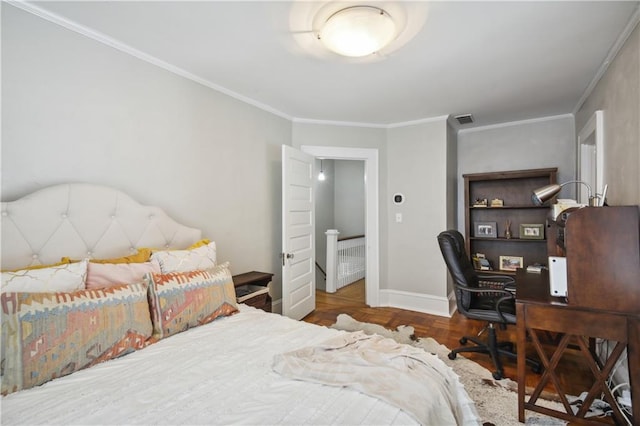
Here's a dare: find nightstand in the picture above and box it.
[232,271,273,312]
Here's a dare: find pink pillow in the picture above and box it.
[86,262,160,289]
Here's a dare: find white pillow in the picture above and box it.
[150,242,217,273]
[1,259,89,293]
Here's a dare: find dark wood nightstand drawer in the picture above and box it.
[232,271,273,312]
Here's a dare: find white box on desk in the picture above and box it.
[548,256,567,297]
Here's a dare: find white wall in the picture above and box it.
[575,22,640,206]
[1,4,291,298]
[456,115,576,232]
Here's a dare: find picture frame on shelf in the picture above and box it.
[474,221,497,238]
[520,223,544,240]
[499,255,524,271]
[490,198,504,207]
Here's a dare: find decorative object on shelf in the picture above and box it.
[472,253,492,270]
[473,198,488,207]
[499,255,523,272]
[504,220,512,239]
[490,198,504,207]
[474,221,497,238]
[526,264,544,273]
[520,223,544,240]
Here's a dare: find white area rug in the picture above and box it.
[331,314,567,426]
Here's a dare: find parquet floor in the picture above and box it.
[302,280,596,398]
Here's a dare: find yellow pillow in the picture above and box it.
[187,239,210,249]
[2,259,72,273]
[61,248,152,264]
[142,239,211,253]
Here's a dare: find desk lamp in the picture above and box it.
[531,180,597,206]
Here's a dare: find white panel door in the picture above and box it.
[281,145,315,320]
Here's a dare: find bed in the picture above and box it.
[1,183,480,425]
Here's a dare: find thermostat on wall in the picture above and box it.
[393,193,404,205]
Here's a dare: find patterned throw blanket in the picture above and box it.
[273,331,478,425]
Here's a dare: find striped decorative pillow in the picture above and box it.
[145,262,237,340]
[1,282,153,395]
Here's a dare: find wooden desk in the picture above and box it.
[516,269,639,425]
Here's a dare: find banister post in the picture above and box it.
[325,229,340,293]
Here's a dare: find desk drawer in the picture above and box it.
[523,304,628,342]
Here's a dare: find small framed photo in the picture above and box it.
[520,223,544,240]
[499,255,524,271]
[474,221,497,238]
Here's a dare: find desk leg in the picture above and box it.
[516,303,526,423]
[629,317,640,424]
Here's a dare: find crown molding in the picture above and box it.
[457,113,574,135]
[573,4,640,115]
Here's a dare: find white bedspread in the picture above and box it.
[273,331,476,425]
[1,305,479,425]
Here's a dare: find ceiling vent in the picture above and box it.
[454,114,474,125]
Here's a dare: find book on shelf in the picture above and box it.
[236,284,269,303]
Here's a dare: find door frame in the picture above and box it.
[301,145,380,307]
[577,110,604,203]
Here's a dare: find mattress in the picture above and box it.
[1,305,477,425]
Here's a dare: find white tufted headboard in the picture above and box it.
[1,183,202,270]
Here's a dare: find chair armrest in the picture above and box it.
[456,285,514,297]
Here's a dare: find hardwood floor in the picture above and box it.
[303,280,596,399]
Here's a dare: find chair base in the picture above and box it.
[447,324,541,380]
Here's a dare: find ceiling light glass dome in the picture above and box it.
[317,6,397,57]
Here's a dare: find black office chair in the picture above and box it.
[437,229,541,380]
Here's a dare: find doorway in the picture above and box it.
[314,159,366,296]
[301,145,380,307]
[577,110,604,203]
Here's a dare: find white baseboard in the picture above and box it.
[378,289,454,318]
[272,298,283,314]
[274,291,457,318]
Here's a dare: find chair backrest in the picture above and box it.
[437,230,479,311]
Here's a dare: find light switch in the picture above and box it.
[395,213,402,223]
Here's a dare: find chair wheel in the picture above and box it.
[448,352,457,360]
[532,365,543,374]
[492,370,503,380]
[459,337,468,345]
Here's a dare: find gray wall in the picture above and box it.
[386,120,451,308]
[575,22,640,206]
[2,4,290,299]
[334,160,365,237]
[314,159,335,291]
[456,115,576,232]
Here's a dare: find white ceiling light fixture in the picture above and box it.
[317,6,397,57]
[318,159,326,181]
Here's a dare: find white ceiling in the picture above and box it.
[27,1,640,128]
